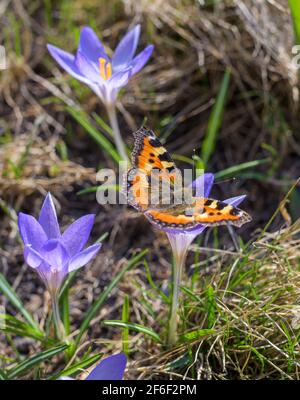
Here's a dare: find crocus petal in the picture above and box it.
[47,44,91,85]
[75,51,103,83]
[186,224,207,235]
[104,68,132,104]
[108,68,132,89]
[224,195,247,207]
[68,243,101,272]
[166,232,196,258]
[87,82,106,103]
[38,193,61,239]
[86,353,127,381]
[192,173,214,198]
[40,239,69,268]
[61,214,96,257]
[37,261,69,292]
[24,245,44,269]
[78,26,108,63]
[18,213,47,251]
[112,25,141,71]
[130,44,154,75]
[163,222,207,236]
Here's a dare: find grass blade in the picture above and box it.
[180,286,202,302]
[180,328,216,343]
[214,158,270,180]
[0,314,48,343]
[122,295,129,355]
[60,288,70,337]
[0,368,7,380]
[74,250,148,348]
[289,0,300,45]
[201,68,231,166]
[77,184,120,196]
[92,112,113,137]
[50,353,103,380]
[0,273,41,333]
[103,320,162,343]
[144,260,170,304]
[205,285,217,329]
[67,106,121,163]
[7,344,68,379]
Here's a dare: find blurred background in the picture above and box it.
[0,0,300,379]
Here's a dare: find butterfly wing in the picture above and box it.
[125,127,179,211]
[125,167,150,211]
[145,197,252,230]
[131,127,177,174]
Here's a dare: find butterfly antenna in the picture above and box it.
[214,177,237,186]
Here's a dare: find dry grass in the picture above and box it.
[123,220,300,380]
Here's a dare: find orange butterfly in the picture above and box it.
[125,127,251,230]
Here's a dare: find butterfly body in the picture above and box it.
[125,127,251,231]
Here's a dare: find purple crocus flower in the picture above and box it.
[18,193,101,295]
[47,25,154,106]
[60,353,127,380]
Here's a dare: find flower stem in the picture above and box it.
[167,249,187,347]
[51,292,65,341]
[106,103,129,163]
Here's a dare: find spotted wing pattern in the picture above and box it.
[125,127,252,229]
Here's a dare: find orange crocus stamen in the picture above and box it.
[106,62,112,79]
[99,57,106,79]
[99,57,112,80]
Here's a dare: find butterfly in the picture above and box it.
[124,127,251,230]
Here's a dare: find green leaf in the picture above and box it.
[0,368,7,380]
[165,353,191,370]
[122,295,129,355]
[50,353,103,380]
[0,314,48,343]
[7,344,68,379]
[144,260,170,304]
[92,112,113,137]
[180,328,216,342]
[0,273,41,333]
[289,0,300,45]
[60,288,70,337]
[58,271,80,338]
[77,184,120,196]
[214,158,270,181]
[201,68,231,166]
[180,286,202,302]
[103,320,162,343]
[56,140,68,161]
[289,187,300,221]
[74,250,148,349]
[206,285,216,329]
[67,106,121,163]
